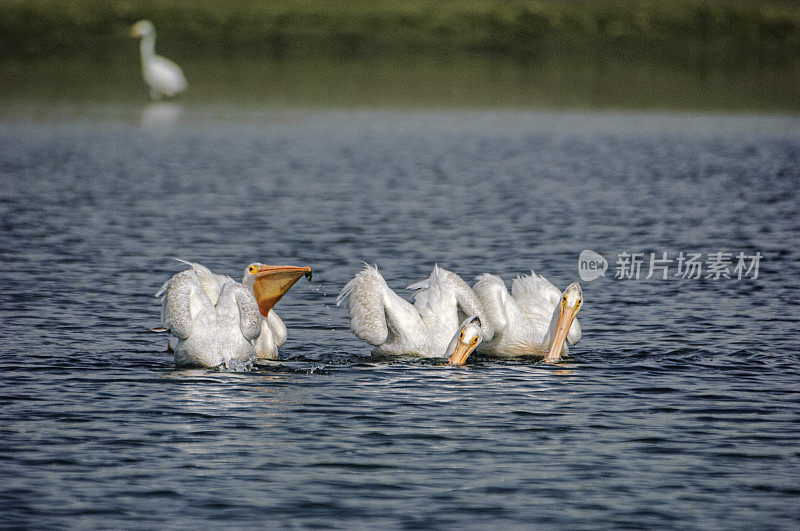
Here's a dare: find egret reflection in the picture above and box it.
[140,102,182,129]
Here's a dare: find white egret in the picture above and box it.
[155,260,311,368]
[473,271,582,363]
[337,264,492,365]
[130,20,187,100]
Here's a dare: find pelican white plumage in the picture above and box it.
[130,20,187,100]
[473,271,582,363]
[337,264,493,365]
[155,260,311,368]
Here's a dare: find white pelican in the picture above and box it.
[337,265,493,365]
[473,271,582,363]
[130,20,187,100]
[155,260,312,368]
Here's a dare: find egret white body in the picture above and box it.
[473,271,582,363]
[337,264,492,365]
[131,20,186,100]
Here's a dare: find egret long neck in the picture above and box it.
[139,32,156,63]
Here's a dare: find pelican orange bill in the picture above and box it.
[252,265,312,317]
[448,341,475,366]
[543,302,578,363]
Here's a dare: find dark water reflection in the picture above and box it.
[2,53,800,113]
[1,109,799,527]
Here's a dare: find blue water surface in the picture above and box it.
[1,108,799,528]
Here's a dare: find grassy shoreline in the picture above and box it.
[2,0,800,60]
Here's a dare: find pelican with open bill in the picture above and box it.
[252,265,313,317]
[155,260,312,367]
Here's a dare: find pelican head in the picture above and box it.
[543,282,582,363]
[446,316,483,366]
[242,263,312,317]
[130,20,155,38]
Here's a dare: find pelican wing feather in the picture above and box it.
[511,270,562,325]
[227,282,262,341]
[172,258,222,304]
[338,264,426,348]
[512,271,581,345]
[411,265,493,341]
[337,265,389,346]
[157,269,210,340]
[411,266,455,325]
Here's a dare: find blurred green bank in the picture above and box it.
[2,1,799,114]
[2,0,800,59]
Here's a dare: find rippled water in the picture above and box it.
[1,108,799,528]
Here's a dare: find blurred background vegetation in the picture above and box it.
[2,0,800,61]
[2,1,799,113]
